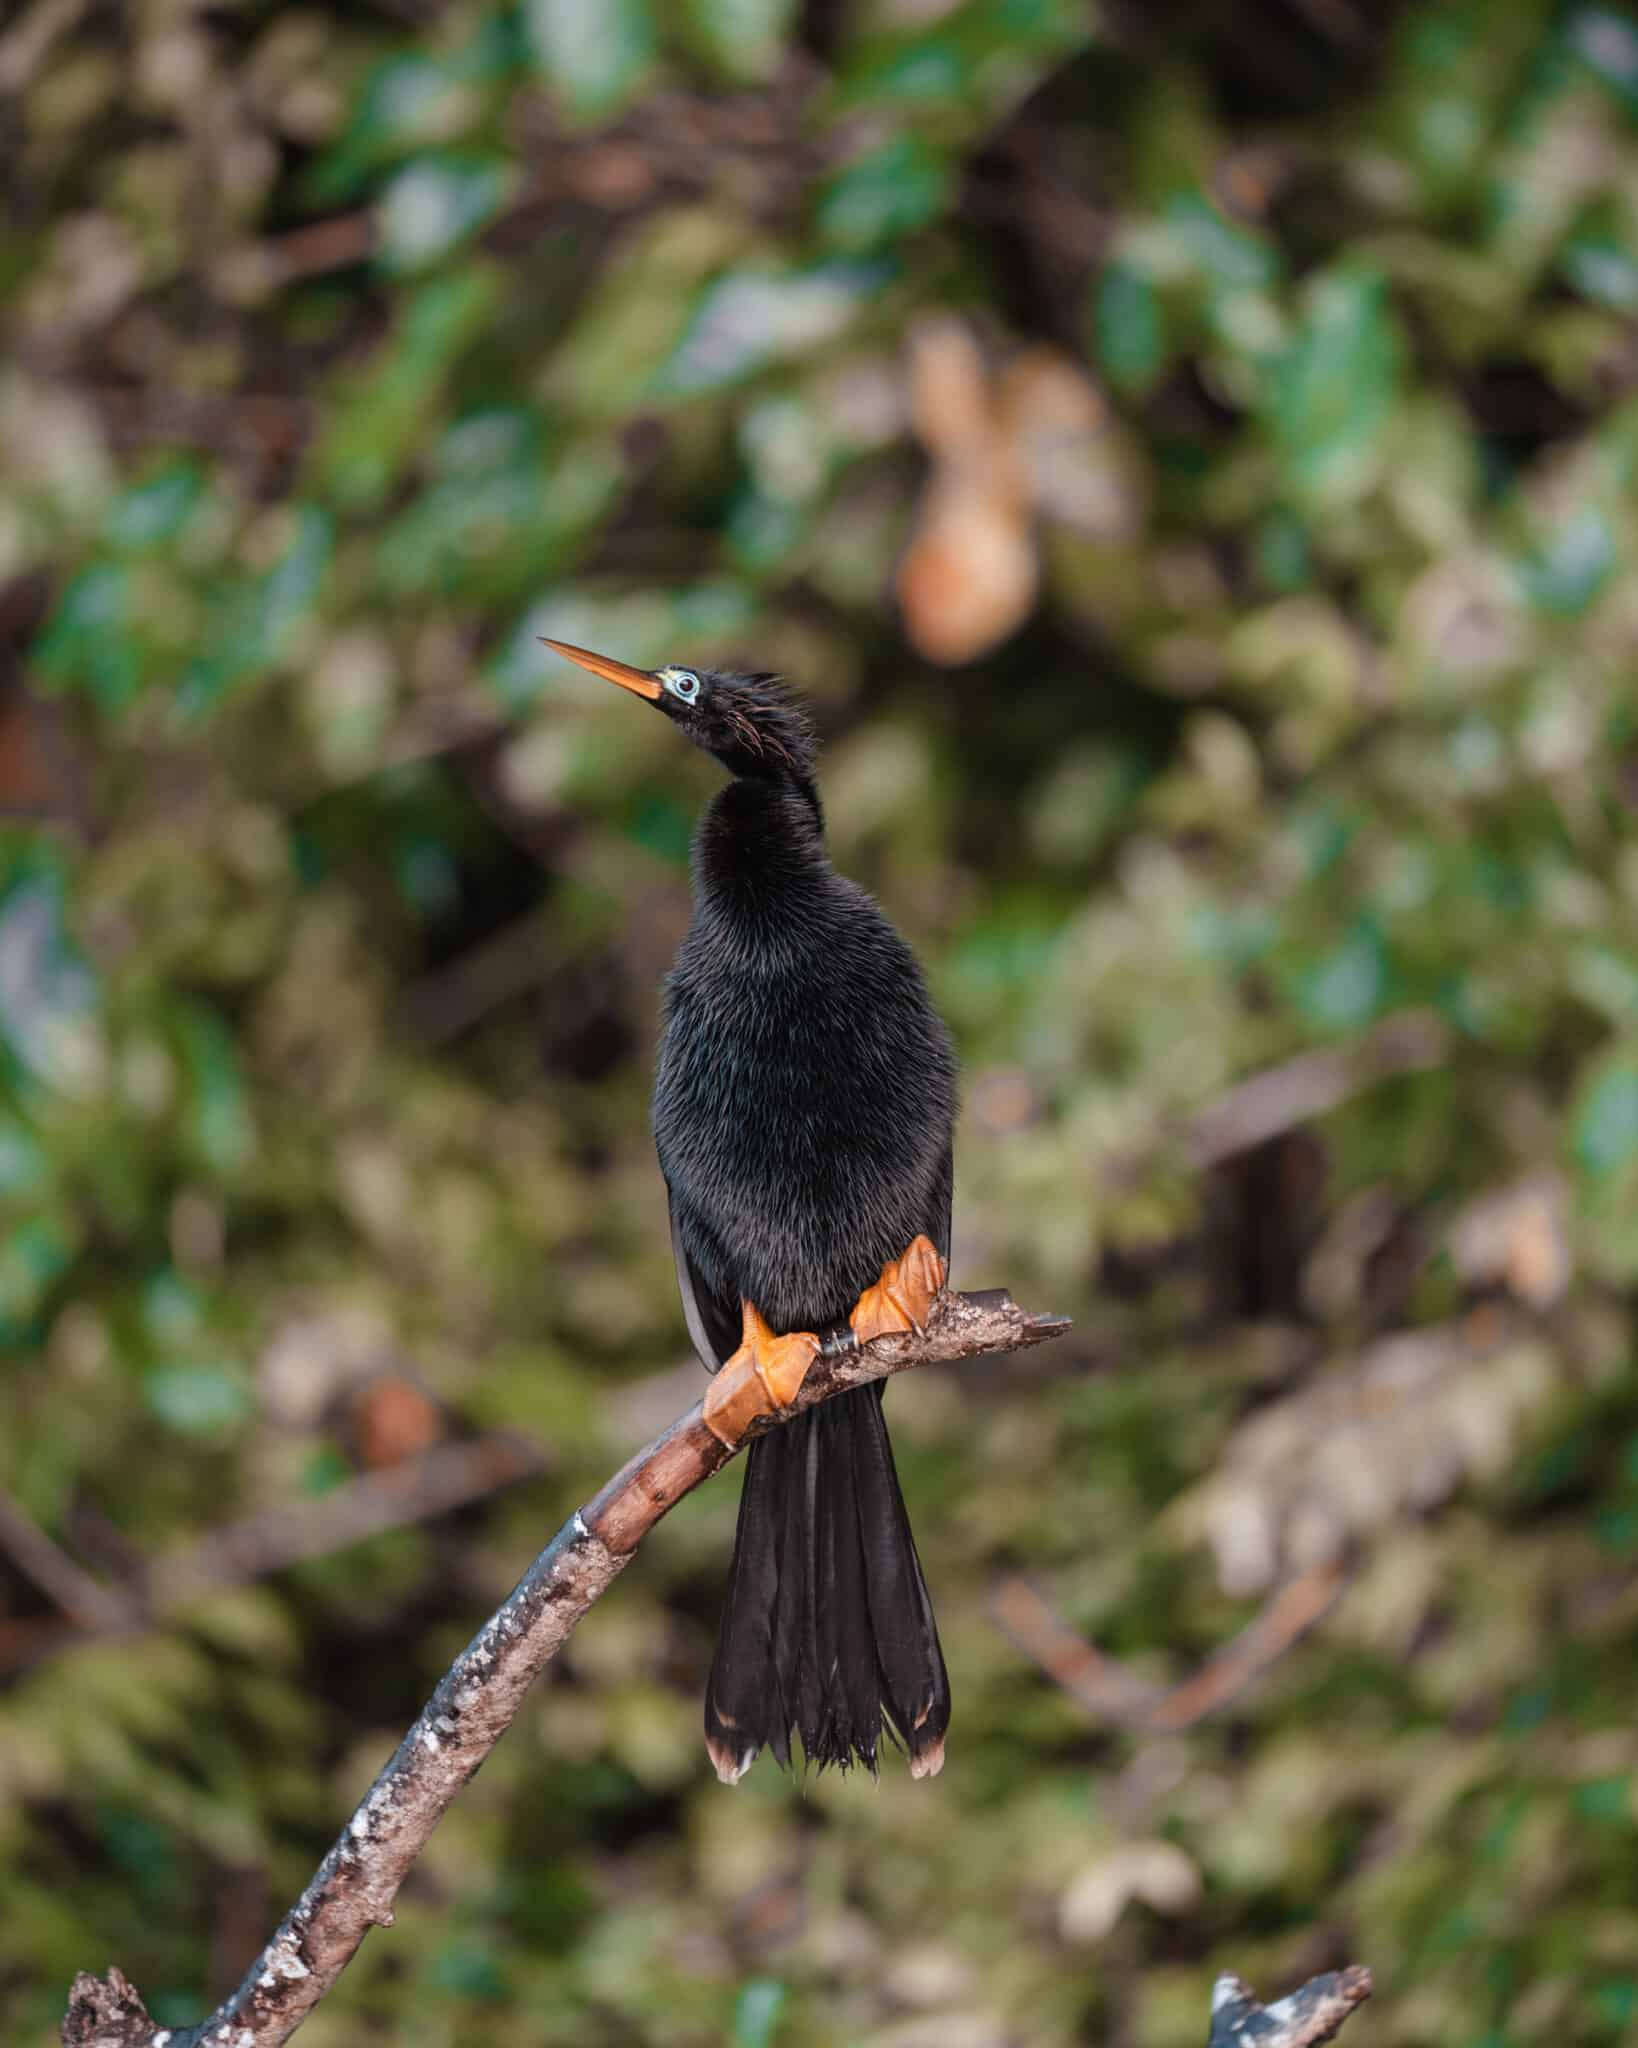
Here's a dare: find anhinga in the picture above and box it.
[542,636,955,1783]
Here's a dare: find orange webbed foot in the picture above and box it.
[702,1302,820,1449]
[848,1234,947,1344]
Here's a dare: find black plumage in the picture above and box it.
[543,638,956,1781]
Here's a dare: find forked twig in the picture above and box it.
[992,1555,1347,1732]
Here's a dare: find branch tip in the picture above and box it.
[1207,1965,1374,2048]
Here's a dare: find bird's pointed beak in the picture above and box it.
[538,636,663,701]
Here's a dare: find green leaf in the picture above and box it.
[627,793,695,866]
[1254,508,1311,591]
[32,563,144,710]
[1516,503,1615,616]
[1566,6,1638,117]
[734,1980,787,2048]
[840,38,963,109]
[1165,190,1278,293]
[724,485,807,571]
[545,209,748,421]
[1266,264,1401,506]
[1568,943,1638,1025]
[144,1364,251,1439]
[428,1939,508,2001]
[377,155,509,274]
[652,262,892,398]
[103,465,204,552]
[392,834,461,918]
[0,1115,47,1198]
[832,0,1091,127]
[311,57,479,202]
[306,22,518,202]
[1093,261,1167,392]
[142,1270,206,1344]
[1290,921,1388,1034]
[172,1003,255,1175]
[0,849,99,1088]
[173,507,332,724]
[1573,1058,1638,1179]
[815,137,949,252]
[303,1446,353,1496]
[377,414,623,602]
[1562,218,1638,312]
[1187,904,1278,970]
[0,1212,76,1327]
[524,0,657,121]
[673,0,797,82]
[311,268,502,510]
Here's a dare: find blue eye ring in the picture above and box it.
[662,667,701,703]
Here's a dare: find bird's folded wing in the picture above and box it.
[669,1192,741,1372]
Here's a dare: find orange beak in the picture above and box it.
[538,636,663,701]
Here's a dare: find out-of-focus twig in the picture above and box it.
[401,912,553,1047]
[1186,1010,1448,1169]
[1281,0,1370,49]
[62,1285,1069,2048]
[147,1431,546,1609]
[992,1554,1347,1733]
[0,1484,138,1633]
[1207,1967,1373,2048]
[0,0,85,93]
[265,212,376,282]
[7,378,315,478]
[258,72,838,291]
[1,1431,546,1674]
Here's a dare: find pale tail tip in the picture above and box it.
[707,1735,756,1785]
[909,1734,946,1780]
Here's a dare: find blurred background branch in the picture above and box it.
[0,1430,547,1675]
[991,1555,1348,1735]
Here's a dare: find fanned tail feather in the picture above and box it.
[704,1385,949,1781]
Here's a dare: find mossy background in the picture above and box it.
[4,1,1638,2042]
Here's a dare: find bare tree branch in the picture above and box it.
[1207,1966,1373,2047]
[61,1284,1069,2048]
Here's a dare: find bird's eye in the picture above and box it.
[661,667,701,703]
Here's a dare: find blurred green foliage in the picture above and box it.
[3,0,1638,2043]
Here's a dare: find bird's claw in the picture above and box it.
[702,1301,820,1449]
[849,1234,947,1343]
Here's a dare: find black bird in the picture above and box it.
[542,636,956,1782]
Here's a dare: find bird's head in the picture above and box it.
[541,637,816,786]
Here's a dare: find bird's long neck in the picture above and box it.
[692,774,829,953]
